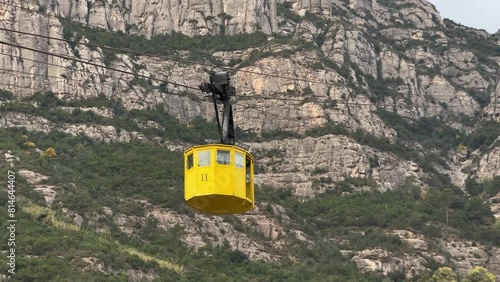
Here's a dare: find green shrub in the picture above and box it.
[464,121,500,150]
[0,89,14,101]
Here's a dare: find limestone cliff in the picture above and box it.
[38,0,278,37]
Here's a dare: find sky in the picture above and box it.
[428,0,500,33]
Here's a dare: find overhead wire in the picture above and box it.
[0,42,386,107]
[0,48,321,103]
[0,31,472,109]
[0,46,474,111]
[0,23,392,102]
[0,20,490,105]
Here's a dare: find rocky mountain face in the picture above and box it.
[1,0,500,280]
[36,0,278,36]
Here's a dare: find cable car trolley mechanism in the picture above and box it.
[184,71,254,215]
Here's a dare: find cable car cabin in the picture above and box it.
[184,144,254,215]
[185,71,254,215]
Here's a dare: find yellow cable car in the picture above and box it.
[184,71,255,215]
[184,144,254,214]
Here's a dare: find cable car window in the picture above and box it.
[235,152,244,168]
[187,154,193,169]
[198,151,211,166]
[217,150,230,165]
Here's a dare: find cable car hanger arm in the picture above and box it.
[199,71,236,145]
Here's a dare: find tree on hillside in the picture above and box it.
[24,141,36,148]
[430,267,457,282]
[462,266,496,282]
[440,188,456,226]
[42,147,57,159]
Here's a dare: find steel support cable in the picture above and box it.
[0,35,434,104]
[0,26,461,100]
[0,53,345,107]
[0,45,382,107]
[0,43,475,110]
[0,63,466,110]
